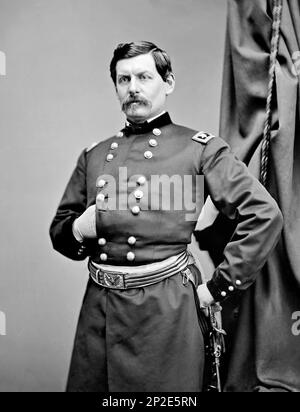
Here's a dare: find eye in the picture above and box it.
[139,73,151,81]
[118,75,130,84]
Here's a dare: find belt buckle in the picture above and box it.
[98,270,126,289]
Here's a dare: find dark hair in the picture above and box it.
[110,41,173,85]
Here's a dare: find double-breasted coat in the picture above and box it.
[50,112,283,392]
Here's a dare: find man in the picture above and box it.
[50,41,283,392]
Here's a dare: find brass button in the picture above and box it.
[131,206,141,215]
[221,291,227,297]
[149,138,158,147]
[235,280,242,286]
[137,176,146,186]
[97,179,106,188]
[127,252,135,261]
[117,131,124,138]
[100,253,108,262]
[111,142,119,150]
[128,236,137,245]
[97,193,106,202]
[134,190,144,199]
[106,154,114,162]
[152,128,161,136]
[98,238,107,246]
[144,151,153,159]
[228,286,234,292]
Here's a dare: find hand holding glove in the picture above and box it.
[72,205,97,242]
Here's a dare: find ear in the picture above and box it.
[165,73,175,96]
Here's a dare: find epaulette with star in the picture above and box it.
[192,131,215,144]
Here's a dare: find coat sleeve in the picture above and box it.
[49,149,89,260]
[198,137,283,302]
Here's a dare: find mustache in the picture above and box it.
[122,96,151,110]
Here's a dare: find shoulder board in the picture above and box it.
[86,142,98,152]
[192,131,215,144]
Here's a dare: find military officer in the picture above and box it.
[50,41,283,392]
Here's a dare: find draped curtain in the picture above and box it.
[219,0,300,392]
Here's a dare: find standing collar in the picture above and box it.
[123,112,172,136]
[126,111,166,126]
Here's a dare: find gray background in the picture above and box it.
[0,0,227,391]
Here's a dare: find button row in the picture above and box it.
[108,128,162,163]
[98,235,137,261]
[116,128,161,138]
[77,245,87,256]
[98,236,136,247]
[96,191,146,214]
[98,128,162,263]
[220,280,242,297]
[106,139,120,162]
[98,175,146,189]
[100,252,136,262]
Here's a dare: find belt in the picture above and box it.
[88,251,190,290]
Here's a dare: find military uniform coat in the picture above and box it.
[50,113,283,392]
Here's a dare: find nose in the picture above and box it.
[128,77,140,94]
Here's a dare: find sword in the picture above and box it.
[204,305,226,392]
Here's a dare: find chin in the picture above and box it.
[126,110,150,122]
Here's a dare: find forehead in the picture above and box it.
[116,53,158,75]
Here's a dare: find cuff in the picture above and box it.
[206,272,243,302]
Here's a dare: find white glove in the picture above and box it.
[197,283,216,317]
[197,283,215,307]
[72,205,97,242]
